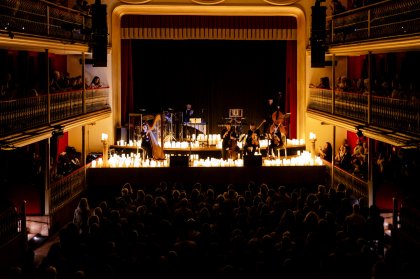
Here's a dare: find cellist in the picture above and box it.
[267,105,287,158]
[243,121,265,156]
[220,122,239,160]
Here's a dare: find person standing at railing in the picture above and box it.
[89,76,102,89]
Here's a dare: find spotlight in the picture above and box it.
[8,31,14,39]
[356,129,364,138]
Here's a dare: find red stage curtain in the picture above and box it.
[121,39,134,126]
[285,40,297,139]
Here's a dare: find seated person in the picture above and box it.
[351,138,365,164]
[337,145,353,171]
[243,122,261,156]
[267,124,285,158]
[335,139,349,163]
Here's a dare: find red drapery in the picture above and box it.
[121,40,134,125]
[347,55,365,80]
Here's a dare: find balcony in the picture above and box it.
[326,0,420,48]
[0,87,111,147]
[0,0,92,44]
[307,88,420,146]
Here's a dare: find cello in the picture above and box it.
[251,119,266,146]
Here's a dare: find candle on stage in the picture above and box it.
[309,132,317,158]
[101,133,109,167]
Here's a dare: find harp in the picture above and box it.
[148,114,165,160]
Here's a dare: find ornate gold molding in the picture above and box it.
[118,0,152,4]
[263,0,299,5]
[190,0,225,5]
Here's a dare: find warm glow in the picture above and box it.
[309,132,316,140]
[101,133,108,141]
[90,151,323,169]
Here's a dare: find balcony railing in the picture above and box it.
[0,202,26,247]
[327,0,420,45]
[324,160,368,199]
[0,0,92,43]
[50,165,86,214]
[308,88,420,135]
[0,87,110,137]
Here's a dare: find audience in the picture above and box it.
[15,180,402,278]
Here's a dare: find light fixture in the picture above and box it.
[52,125,64,137]
[356,129,364,138]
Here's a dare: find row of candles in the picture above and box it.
[97,133,320,168]
[116,137,307,150]
[91,152,323,168]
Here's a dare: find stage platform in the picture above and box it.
[86,164,327,204]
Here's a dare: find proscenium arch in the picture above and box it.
[111,4,307,140]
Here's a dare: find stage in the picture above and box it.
[86,164,327,204]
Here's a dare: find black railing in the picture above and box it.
[0,0,92,43]
[50,165,86,214]
[0,202,26,247]
[324,160,368,199]
[327,0,420,45]
[399,199,420,242]
[308,88,420,135]
[0,87,110,137]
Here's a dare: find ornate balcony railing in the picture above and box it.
[50,165,86,214]
[308,88,420,135]
[324,160,368,199]
[0,202,26,247]
[327,0,420,46]
[0,0,92,43]
[0,87,110,137]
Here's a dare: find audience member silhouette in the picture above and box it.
[26,180,402,279]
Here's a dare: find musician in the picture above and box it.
[243,122,261,156]
[220,122,238,160]
[183,103,195,139]
[268,122,284,158]
[183,103,194,123]
[140,122,153,159]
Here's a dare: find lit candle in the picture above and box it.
[309,132,316,140]
[101,133,108,141]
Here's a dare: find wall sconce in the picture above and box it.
[52,125,64,137]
